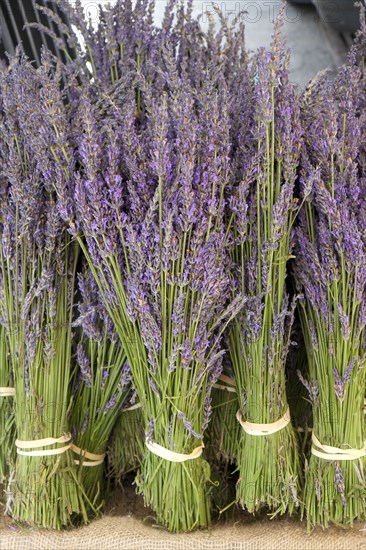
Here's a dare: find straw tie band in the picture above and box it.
[71,444,105,467]
[0,387,15,396]
[145,439,204,463]
[16,433,71,457]
[236,407,291,436]
[16,436,105,465]
[213,374,237,393]
[311,434,366,461]
[123,402,143,412]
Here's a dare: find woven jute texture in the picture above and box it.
[1,486,366,550]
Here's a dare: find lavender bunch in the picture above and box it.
[0,53,90,528]
[293,49,366,528]
[70,267,130,516]
[226,16,302,516]
[61,29,246,529]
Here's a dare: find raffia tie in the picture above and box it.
[236,407,291,436]
[71,444,105,467]
[123,402,143,412]
[311,433,366,461]
[0,387,15,397]
[145,439,204,463]
[16,433,71,457]
[213,374,237,393]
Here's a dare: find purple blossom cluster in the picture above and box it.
[225,14,301,419]
[293,46,366,389]
[76,343,92,388]
[0,50,79,388]
[294,49,366,319]
[75,265,117,343]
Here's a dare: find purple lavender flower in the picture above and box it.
[101,369,110,390]
[148,377,160,398]
[77,344,92,387]
[334,462,347,507]
[332,358,356,402]
[81,414,89,434]
[118,363,132,391]
[177,411,203,440]
[333,368,345,402]
[146,417,155,442]
[297,370,319,405]
[104,393,118,415]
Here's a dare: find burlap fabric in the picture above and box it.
[1,487,366,550]
[2,514,366,550]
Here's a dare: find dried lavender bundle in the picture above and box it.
[56,18,247,527]
[0,54,90,528]
[226,16,302,516]
[70,268,130,515]
[0,324,16,508]
[293,49,366,528]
